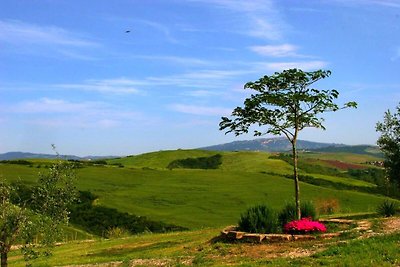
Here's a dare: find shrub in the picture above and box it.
[278,201,317,227]
[238,204,279,234]
[302,200,317,220]
[316,198,340,215]
[167,154,222,169]
[105,227,129,238]
[284,218,326,234]
[377,199,398,217]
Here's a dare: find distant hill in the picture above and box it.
[0,152,115,161]
[200,137,345,152]
[309,145,383,157]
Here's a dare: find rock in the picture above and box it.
[264,234,292,242]
[242,234,265,243]
[293,235,316,241]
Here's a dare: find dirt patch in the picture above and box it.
[381,217,400,234]
[322,159,367,170]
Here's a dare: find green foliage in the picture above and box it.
[376,103,400,190]
[377,199,398,217]
[220,69,356,138]
[167,154,222,169]
[0,160,77,267]
[0,160,32,166]
[237,204,279,234]
[70,191,187,236]
[278,201,317,227]
[220,68,357,219]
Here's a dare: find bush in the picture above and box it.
[238,204,279,234]
[278,201,317,227]
[316,198,340,215]
[377,200,398,217]
[167,154,222,169]
[284,218,326,234]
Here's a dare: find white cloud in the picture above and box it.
[0,20,97,47]
[11,98,104,114]
[250,44,299,57]
[332,0,400,8]
[182,90,221,97]
[169,104,231,116]
[8,98,146,129]
[0,20,99,60]
[257,60,329,71]
[56,78,142,94]
[189,0,285,40]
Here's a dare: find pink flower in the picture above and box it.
[284,217,326,234]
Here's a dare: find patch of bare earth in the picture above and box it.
[381,217,400,234]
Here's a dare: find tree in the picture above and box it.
[0,160,77,267]
[376,103,400,191]
[220,69,357,219]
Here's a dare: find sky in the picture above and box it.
[1,0,400,156]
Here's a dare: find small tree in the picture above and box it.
[376,103,400,191]
[0,160,77,267]
[220,69,356,219]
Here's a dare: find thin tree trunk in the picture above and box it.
[291,140,301,220]
[1,251,7,267]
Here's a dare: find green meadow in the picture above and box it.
[0,150,393,229]
[1,149,400,266]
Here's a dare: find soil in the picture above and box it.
[322,159,367,170]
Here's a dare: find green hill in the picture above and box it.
[0,150,395,230]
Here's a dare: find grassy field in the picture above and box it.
[8,217,400,266]
[1,149,399,266]
[0,150,395,229]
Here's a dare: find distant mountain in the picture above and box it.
[200,137,346,152]
[0,152,115,161]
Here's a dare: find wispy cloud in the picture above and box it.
[0,20,99,59]
[169,104,231,116]
[256,60,329,71]
[391,47,400,61]
[332,0,400,8]
[56,78,142,94]
[10,98,105,114]
[189,0,285,40]
[250,44,300,57]
[130,55,211,66]
[8,98,145,129]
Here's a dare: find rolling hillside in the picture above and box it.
[0,149,392,230]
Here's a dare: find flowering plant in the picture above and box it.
[284,217,326,234]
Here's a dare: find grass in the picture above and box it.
[0,159,395,229]
[2,150,400,266]
[8,222,400,266]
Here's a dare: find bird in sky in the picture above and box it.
[125,30,131,33]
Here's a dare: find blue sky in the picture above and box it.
[1,0,400,156]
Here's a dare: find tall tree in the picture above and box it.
[376,103,400,191]
[0,160,77,267]
[220,69,357,219]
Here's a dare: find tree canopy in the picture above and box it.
[220,68,357,219]
[0,160,77,267]
[376,103,400,191]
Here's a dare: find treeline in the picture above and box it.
[70,191,187,236]
[167,154,222,169]
[10,184,187,237]
[270,153,399,198]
